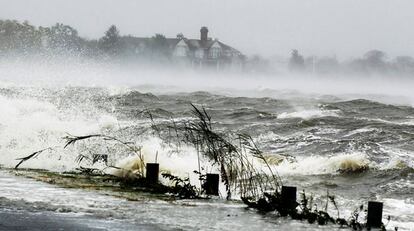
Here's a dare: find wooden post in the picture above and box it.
[280,186,297,216]
[282,186,297,207]
[146,163,159,184]
[367,201,383,228]
[204,174,219,196]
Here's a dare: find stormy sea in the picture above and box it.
[0,70,413,230]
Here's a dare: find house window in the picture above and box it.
[175,46,187,57]
[210,47,221,59]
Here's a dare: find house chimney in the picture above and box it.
[200,27,208,41]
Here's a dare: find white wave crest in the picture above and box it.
[0,95,117,171]
[274,153,371,175]
[278,109,339,119]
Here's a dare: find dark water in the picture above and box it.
[0,86,413,230]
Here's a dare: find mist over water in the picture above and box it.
[1,57,414,105]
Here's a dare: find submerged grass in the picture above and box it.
[152,104,282,200]
[14,147,54,169]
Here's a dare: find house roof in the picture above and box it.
[120,34,244,57]
[179,38,244,57]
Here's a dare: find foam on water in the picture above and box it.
[0,94,118,171]
[109,137,204,181]
[273,148,414,176]
[359,116,414,127]
[344,127,380,137]
[382,198,414,231]
[278,108,339,119]
[274,152,371,175]
[377,145,414,169]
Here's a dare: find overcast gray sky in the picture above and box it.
[1,0,413,59]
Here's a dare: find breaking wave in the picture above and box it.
[278,108,340,119]
[274,153,370,175]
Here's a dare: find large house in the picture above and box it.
[122,27,245,71]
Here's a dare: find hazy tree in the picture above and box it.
[47,23,82,52]
[150,33,170,61]
[99,25,121,56]
[0,19,43,54]
[288,49,305,72]
[246,55,271,73]
[315,56,339,74]
[363,50,387,70]
[304,56,315,73]
[392,56,414,75]
[152,34,168,49]
[19,21,42,52]
[0,20,21,51]
[346,50,389,74]
[176,33,185,39]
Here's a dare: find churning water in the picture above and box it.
[0,70,413,230]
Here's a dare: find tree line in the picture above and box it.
[2,19,414,75]
[0,19,171,62]
[286,49,414,76]
[0,19,97,56]
[242,49,414,76]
